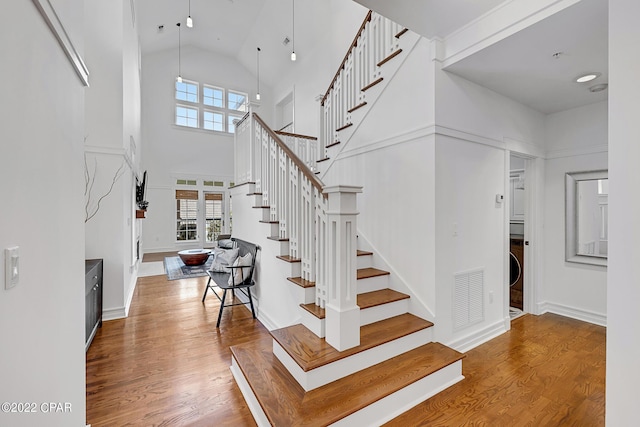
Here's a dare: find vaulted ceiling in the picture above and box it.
[136,0,608,115]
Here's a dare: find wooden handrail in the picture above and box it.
[235,110,251,127]
[321,10,373,106]
[274,130,318,141]
[253,113,326,196]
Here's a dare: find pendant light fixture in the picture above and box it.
[290,0,296,61]
[256,47,261,101]
[176,22,182,83]
[187,0,193,28]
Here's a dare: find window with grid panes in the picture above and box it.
[228,91,247,112]
[204,110,224,132]
[203,85,224,108]
[176,105,198,128]
[176,190,198,241]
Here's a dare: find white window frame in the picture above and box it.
[176,104,199,128]
[173,79,248,134]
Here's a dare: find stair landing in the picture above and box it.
[231,338,465,426]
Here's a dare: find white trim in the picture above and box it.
[442,0,582,67]
[445,318,507,353]
[102,306,127,321]
[124,273,138,317]
[546,144,609,159]
[230,358,271,427]
[32,0,89,86]
[537,301,607,327]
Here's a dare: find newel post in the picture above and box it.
[323,185,363,351]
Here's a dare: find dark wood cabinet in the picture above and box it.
[85,259,103,351]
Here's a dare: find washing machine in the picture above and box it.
[510,237,524,310]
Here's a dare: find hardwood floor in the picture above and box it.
[87,271,605,426]
[384,314,606,427]
[86,274,263,426]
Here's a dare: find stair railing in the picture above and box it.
[235,110,362,351]
[320,11,405,151]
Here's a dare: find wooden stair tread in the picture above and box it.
[326,141,341,149]
[252,205,270,209]
[357,288,409,309]
[259,220,279,224]
[301,289,409,320]
[358,267,389,279]
[277,255,301,263]
[287,277,316,288]
[231,339,464,427]
[300,303,325,319]
[267,236,289,242]
[271,313,433,372]
[357,250,373,256]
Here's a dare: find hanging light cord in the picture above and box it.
[256,47,261,100]
[177,23,181,80]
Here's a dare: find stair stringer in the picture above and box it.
[356,232,436,324]
[318,30,423,179]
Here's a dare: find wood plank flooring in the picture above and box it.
[87,269,605,426]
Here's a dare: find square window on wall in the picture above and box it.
[203,85,224,108]
[176,105,198,128]
[176,80,198,103]
[228,91,247,112]
[204,111,224,132]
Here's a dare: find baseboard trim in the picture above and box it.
[103,306,127,321]
[537,301,606,327]
[445,318,507,353]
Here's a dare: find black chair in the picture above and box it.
[202,238,260,327]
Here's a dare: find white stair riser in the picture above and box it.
[357,254,373,270]
[360,299,409,326]
[287,283,316,306]
[287,262,301,278]
[330,361,464,427]
[233,352,463,427]
[263,222,279,236]
[265,239,289,255]
[273,327,433,391]
[230,359,271,427]
[357,275,389,293]
[300,308,325,338]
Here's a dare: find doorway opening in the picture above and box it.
[509,154,527,320]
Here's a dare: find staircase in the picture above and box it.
[229,10,465,425]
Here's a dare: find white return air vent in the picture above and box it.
[453,268,484,331]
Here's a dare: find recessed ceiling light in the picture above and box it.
[576,73,601,83]
[589,83,608,93]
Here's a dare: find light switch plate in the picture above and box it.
[5,246,19,290]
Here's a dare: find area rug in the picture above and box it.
[163,256,213,281]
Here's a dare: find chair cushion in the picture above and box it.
[217,239,234,249]
[209,247,239,273]
[228,252,253,285]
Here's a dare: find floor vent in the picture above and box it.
[453,268,484,331]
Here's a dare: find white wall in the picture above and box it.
[607,0,640,423]
[434,136,508,347]
[84,0,142,320]
[0,1,86,425]
[541,102,607,323]
[141,46,272,253]
[270,0,368,136]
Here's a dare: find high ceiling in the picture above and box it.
[136,0,608,115]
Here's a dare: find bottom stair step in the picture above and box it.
[231,340,465,426]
